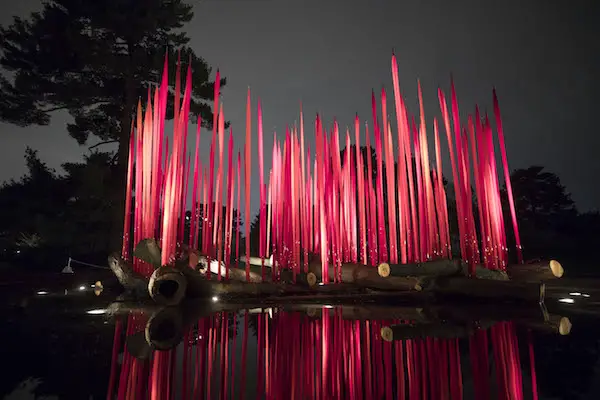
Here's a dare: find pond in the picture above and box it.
[1,273,600,399]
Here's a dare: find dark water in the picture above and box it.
[1,273,600,400]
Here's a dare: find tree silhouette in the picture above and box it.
[506,166,576,230]
[502,166,579,261]
[0,0,225,248]
[0,148,70,255]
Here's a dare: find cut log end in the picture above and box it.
[550,260,564,278]
[380,326,394,342]
[559,317,572,336]
[145,308,184,350]
[307,272,317,287]
[148,268,188,306]
[378,263,391,278]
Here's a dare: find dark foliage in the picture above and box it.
[0,0,225,248]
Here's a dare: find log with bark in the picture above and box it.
[377,259,464,278]
[505,260,564,281]
[239,252,565,285]
[307,261,422,291]
[378,259,509,281]
[107,253,149,297]
[171,244,316,286]
[110,238,561,307]
[108,252,545,306]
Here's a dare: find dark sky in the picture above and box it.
[1,0,599,214]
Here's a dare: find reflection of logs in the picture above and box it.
[505,260,564,281]
[381,323,475,341]
[526,314,572,335]
[291,304,431,322]
[430,303,572,336]
[113,297,573,360]
[144,307,185,350]
[379,301,571,341]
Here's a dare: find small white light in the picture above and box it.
[212,296,218,303]
[583,294,591,298]
[559,298,575,304]
[569,292,582,296]
[16,250,21,254]
[323,305,334,309]
[86,309,106,315]
[36,291,49,295]
[78,285,86,291]
[318,282,325,286]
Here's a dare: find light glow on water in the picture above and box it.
[86,309,106,315]
[559,298,575,304]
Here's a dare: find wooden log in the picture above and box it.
[423,276,545,303]
[172,262,362,301]
[377,259,464,278]
[107,253,149,297]
[199,259,263,283]
[239,255,274,268]
[307,262,422,291]
[378,259,509,281]
[505,260,564,281]
[148,267,188,306]
[195,255,316,286]
[242,264,316,286]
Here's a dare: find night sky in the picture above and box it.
[1,0,598,214]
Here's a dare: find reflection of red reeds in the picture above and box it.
[107,310,538,399]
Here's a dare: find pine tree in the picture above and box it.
[0,0,226,248]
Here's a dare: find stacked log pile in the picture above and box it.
[108,238,564,308]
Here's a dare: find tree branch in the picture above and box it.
[88,140,118,151]
[40,106,69,113]
[41,100,114,114]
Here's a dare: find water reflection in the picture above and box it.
[107,303,555,399]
